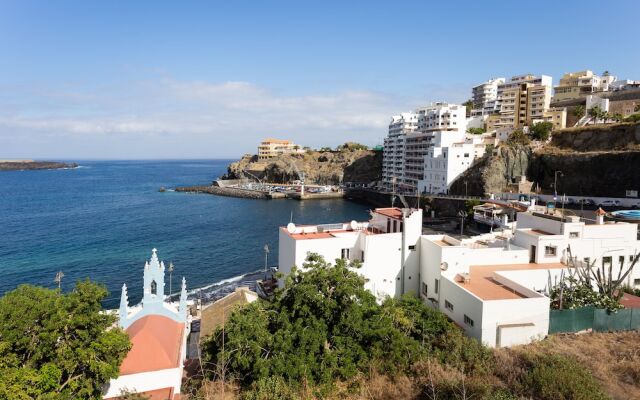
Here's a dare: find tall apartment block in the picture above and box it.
[496,74,553,130]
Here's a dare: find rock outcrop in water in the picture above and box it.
[221,149,382,185]
[0,160,78,171]
[450,122,640,197]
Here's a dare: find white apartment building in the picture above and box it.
[553,70,617,102]
[382,113,418,189]
[382,103,468,191]
[420,208,640,347]
[278,207,423,299]
[278,206,640,348]
[417,133,486,194]
[471,77,505,116]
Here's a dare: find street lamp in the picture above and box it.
[263,244,270,280]
[458,210,468,237]
[553,170,563,201]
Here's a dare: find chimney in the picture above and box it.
[595,207,606,225]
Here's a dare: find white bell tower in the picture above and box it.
[143,248,166,306]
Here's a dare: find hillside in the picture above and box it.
[450,122,640,197]
[221,149,382,185]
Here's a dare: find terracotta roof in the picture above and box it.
[456,263,566,301]
[119,315,185,375]
[595,207,607,216]
[374,208,404,219]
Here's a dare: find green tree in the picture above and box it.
[467,127,486,135]
[319,147,333,152]
[202,254,459,390]
[588,106,606,123]
[336,142,369,151]
[506,129,531,146]
[0,281,131,399]
[572,105,585,118]
[462,99,474,117]
[530,122,553,141]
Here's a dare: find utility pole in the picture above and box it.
[553,170,563,201]
[54,271,64,291]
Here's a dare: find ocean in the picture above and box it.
[0,160,370,308]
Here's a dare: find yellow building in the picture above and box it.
[532,108,567,130]
[496,75,553,130]
[258,138,304,160]
[553,70,616,102]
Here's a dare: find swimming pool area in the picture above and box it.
[611,210,640,221]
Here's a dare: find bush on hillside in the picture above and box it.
[201,254,461,391]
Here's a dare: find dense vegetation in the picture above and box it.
[0,281,131,399]
[196,254,607,399]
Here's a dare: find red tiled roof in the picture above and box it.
[119,315,185,375]
[620,292,640,309]
[375,208,404,219]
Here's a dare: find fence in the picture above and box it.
[549,307,640,334]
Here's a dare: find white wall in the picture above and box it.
[104,367,182,399]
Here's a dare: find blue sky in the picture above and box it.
[1,0,639,159]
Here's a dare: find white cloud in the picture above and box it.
[0,77,458,158]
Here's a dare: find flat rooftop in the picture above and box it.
[456,263,566,301]
[374,207,404,219]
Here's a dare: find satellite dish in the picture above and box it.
[286,222,296,233]
[350,220,358,230]
[440,262,448,271]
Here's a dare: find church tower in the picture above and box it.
[143,248,166,306]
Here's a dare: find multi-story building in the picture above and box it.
[278,207,424,299]
[420,207,640,347]
[382,103,468,191]
[382,113,418,189]
[496,74,553,130]
[258,138,305,160]
[417,133,486,194]
[471,77,505,116]
[278,206,640,348]
[610,79,640,91]
[553,70,617,102]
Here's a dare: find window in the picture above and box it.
[150,280,157,295]
[361,251,365,262]
[409,245,416,251]
[421,282,428,296]
[341,248,350,260]
[544,246,557,257]
[434,279,439,294]
[619,256,625,266]
[635,279,640,287]
[464,153,469,158]
[569,232,579,238]
[387,218,391,232]
[464,315,474,327]
[445,300,454,311]
[393,220,397,232]
[602,256,612,268]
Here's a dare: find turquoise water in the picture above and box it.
[0,160,369,307]
[611,210,640,220]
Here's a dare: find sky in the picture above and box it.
[1,0,639,159]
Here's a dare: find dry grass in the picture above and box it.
[504,331,640,400]
[185,331,640,400]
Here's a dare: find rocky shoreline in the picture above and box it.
[0,161,78,171]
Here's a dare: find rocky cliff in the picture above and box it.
[450,123,640,197]
[221,149,382,185]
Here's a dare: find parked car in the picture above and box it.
[598,200,621,207]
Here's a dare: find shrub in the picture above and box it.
[521,353,608,400]
[530,121,553,141]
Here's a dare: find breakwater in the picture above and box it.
[175,185,269,199]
